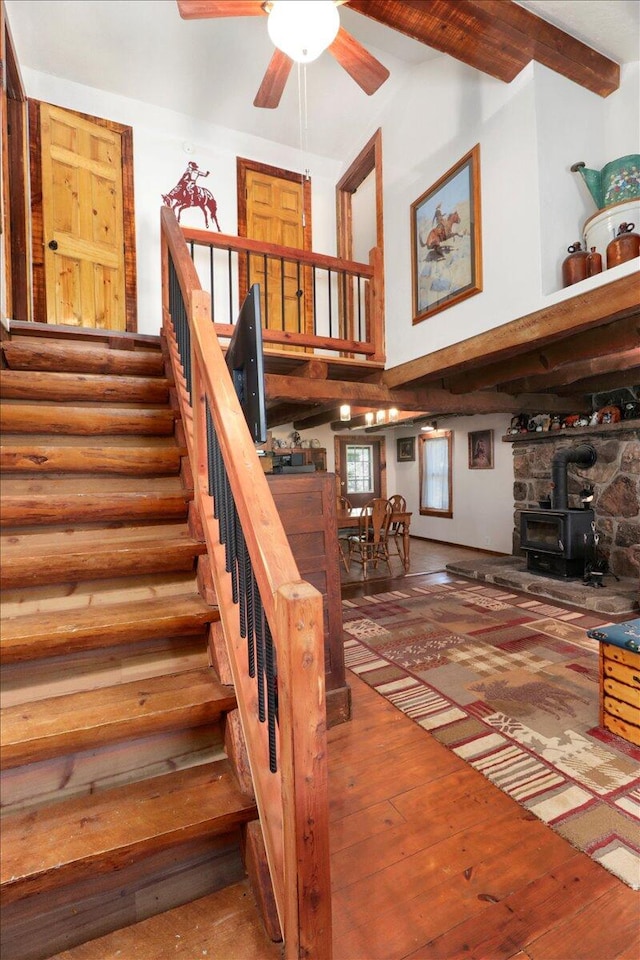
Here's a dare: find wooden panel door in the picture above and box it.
[245,168,310,339]
[335,436,385,509]
[40,102,126,330]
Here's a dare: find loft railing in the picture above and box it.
[180,223,385,362]
[160,206,332,960]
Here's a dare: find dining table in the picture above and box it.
[335,505,413,571]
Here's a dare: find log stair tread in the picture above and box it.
[0,667,235,769]
[0,403,176,436]
[0,438,185,476]
[0,476,190,526]
[0,369,170,404]
[1,593,220,662]
[0,523,207,588]
[0,759,257,904]
[53,880,282,960]
[2,338,165,377]
[1,433,182,447]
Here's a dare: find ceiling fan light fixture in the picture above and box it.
[267,0,340,64]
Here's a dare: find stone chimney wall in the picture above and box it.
[511,425,640,579]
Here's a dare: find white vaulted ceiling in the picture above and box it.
[5,0,639,159]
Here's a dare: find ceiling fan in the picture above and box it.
[177,0,391,109]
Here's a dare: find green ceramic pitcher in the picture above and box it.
[571,155,640,209]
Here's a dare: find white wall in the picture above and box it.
[376,57,640,367]
[21,55,639,346]
[535,61,640,294]
[22,68,342,336]
[17,56,638,556]
[386,413,514,554]
[269,413,514,555]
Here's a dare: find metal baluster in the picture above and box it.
[312,266,317,337]
[280,257,285,331]
[296,260,301,331]
[209,245,215,315]
[263,253,269,328]
[265,619,278,773]
[255,589,266,723]
[228,492,239,604]
[327,267,332,336]
[357,274,362,340]
[246,562,256,678]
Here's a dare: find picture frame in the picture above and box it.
[411,144,482,323]
[468,429,494,470]
[397,437,416,462]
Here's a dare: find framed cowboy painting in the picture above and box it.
[411,144,482,323]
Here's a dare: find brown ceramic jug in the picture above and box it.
[562,241,588,287]
[586,246,602,277]
[606,222,640,268]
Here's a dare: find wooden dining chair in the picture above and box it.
[348,498,393,578]
[388,493,407,564]
[337,496,352,572]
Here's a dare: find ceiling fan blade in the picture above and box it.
[254,48,294,108]
[177,0,265,19]
[329,27,390,95]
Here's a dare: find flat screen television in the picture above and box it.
[226,283,267,444]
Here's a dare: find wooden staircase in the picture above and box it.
[0,326,281,960]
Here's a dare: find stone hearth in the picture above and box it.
[447,555,639,618]
[509,422,639,580]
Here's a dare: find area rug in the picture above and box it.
[342,575,640,889]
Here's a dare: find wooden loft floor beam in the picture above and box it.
[446,317,640,394]
[499,349,640,396]
[383,275,640,391]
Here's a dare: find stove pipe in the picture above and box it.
[551,443,597,510]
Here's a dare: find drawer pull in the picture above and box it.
[634,676,640,684]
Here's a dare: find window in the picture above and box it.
[419,430,453,517]
[346,444,374,496]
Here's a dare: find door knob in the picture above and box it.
[48,240,58,250]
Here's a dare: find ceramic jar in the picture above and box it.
[586,247,602,277]
[584,198,640,260]
[562,241,589,287]
[606,222,640,268]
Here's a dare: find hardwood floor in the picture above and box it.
[330,568,640,960]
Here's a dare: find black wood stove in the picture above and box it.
[520,443,598,579]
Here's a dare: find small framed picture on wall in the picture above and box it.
[397,437,416,462]
[468,429,493,469]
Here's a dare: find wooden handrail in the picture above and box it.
[181,225,374,278]
[179,218,385,362]
[160,206,332,959]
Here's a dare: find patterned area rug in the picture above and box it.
[342,576,640,889]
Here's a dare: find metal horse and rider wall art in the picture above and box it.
[162,161,221,230]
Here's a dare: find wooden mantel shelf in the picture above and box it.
[503,419,640,443]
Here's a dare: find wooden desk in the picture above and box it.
[336,507,412,570]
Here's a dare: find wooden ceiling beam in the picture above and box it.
[265,372,418,406]
[499,349,640,395]
[465,0,619,97]
[446,317,640,393]
[347,0,526,82]
[383,275,639,390]
[550,368,640,398]
[346,0,619,96]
